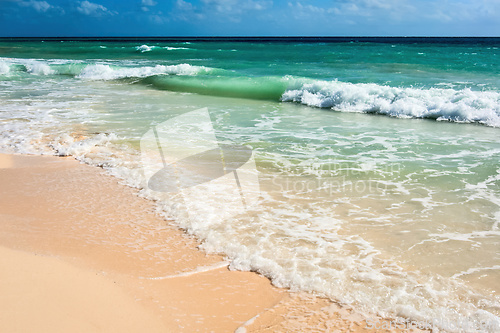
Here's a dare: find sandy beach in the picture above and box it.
[0,153,420,332]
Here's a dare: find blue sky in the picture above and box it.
[0,0,499,36]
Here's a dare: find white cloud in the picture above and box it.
[201,0,271,13]
[172,0,271,23]
[19,0,52,12]
[142,0,156,6]
[247,0,270,10]
[425,0,500,21]
[141,0,156,11]
[287,1,327,20]
[77,1,111,16]
[357,0,398,10]
[329,0,415,18]
[177,0,194,11]
[201,0,235,13]
[149,13,169,24]
[327,0,500,23]
[174,0,206,21]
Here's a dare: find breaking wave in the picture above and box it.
[76,63,209,80]
[1,57,500,127]
[282,79,500,127]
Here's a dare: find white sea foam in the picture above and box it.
[77,63,209,80]
[0,61,10,75]
[282,79,500,127]
[135,44,189,52]
[135,44,155,52]
[0,57,210,79]
[49,132,119,157]
[164,46,190,50]
[0,58,81,76]
[25,61,55,75]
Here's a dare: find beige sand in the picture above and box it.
[0,153,416,332]
[0,245,166,333]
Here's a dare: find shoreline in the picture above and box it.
[0,153,418,332]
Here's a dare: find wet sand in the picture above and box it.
[0,153,413,332]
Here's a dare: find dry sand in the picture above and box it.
[0,153,413,332]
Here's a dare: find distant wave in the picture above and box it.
[163,46,190,50]
[135,44,155,52]
[135,44,190,52]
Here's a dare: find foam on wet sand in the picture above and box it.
[0,153,418,332]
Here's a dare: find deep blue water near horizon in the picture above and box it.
[2,36,500,42]
[1,37,499,331]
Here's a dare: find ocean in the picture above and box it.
[1,37,499,331]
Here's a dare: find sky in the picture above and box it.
[0,0,499,37]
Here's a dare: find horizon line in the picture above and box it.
[1,36,499,39]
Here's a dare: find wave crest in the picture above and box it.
[282,80,500,127]
[135,44,155,53]
[76,63,210,80]
[0,61,10,75]
[135,45,190,52]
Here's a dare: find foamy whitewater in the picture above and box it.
[1,38,499,331]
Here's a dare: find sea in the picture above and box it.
[1,37,499,331]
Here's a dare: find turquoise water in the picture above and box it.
[1,38,499,331]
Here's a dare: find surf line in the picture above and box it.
[139,261,230,280]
